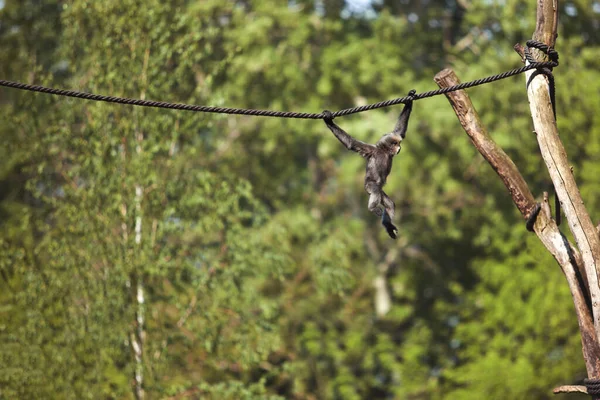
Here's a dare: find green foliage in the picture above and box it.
[1,0,600,399]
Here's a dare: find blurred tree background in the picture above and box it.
[1,0,599,399]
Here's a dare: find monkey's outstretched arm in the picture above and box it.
[392,89,416,139]
[322,110,375,158]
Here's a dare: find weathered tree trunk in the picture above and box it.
[434,0,600,395]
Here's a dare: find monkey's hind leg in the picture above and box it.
[366,184,398,239]
[381,192,398,239]
[381,192,395,219]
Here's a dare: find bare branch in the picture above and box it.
[434,68,600,378]
[526,0,600,345]
[433,69,535,217]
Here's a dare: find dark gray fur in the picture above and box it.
[322,91,414,239]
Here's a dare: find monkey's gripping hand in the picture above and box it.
[322,109,339,134]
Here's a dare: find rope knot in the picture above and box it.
[523,40,558,119]
[525,39,559,66]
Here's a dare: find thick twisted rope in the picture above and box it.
[0,41,557,120]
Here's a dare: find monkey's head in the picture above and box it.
[376,134,403,155]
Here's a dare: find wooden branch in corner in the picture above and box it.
[434,68,534,217]
[434,69,600,378]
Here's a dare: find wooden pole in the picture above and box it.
[434,69,600,381]
[433,0,600,392]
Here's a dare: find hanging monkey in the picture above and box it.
[322,90,416,239]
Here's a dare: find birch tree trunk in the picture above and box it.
[130,46,151,400]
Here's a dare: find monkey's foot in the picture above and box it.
[381,211,398,239]
[526,202,542,232]
[384,224,398,239]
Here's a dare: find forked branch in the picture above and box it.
[434,0,600,382]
